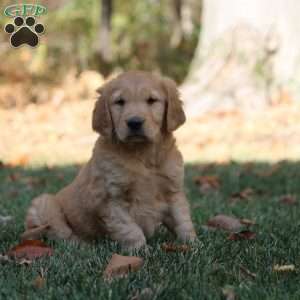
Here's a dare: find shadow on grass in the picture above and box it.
[1,160,300,299]
[1,160,300,244]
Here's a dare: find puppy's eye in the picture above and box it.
[115,98,125,106]
[147,97,158,105]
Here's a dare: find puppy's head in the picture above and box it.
[92,71,185,143]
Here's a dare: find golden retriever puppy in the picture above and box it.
[22,71,196,249]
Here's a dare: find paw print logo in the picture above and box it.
[4,16,44,48]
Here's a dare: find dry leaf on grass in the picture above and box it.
[6,173,45,188]
[207,214,243,232]
[8,190,19,199]
[255,165,279,177]
[33,275,46,289]
[193,175,220,193]
[206,214,256,233]
[240,218,256,226]
[279,195,297,205]
[230,187,254,203]
[8,154,30,167]
[103,254,143,280]
[242,162,254,172]
[8,172,21,182]
[222,286,236,300]
[21,176,46,188]
[228,230,256,241]
[273,264,295,272]
[7,240,53,260]
[191,203,202,210]
[33,268,47,289]
[161,243,190,253]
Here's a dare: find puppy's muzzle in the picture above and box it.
[127,116,145,132]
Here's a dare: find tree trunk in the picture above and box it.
[98,0,113,63]
[182,0,300,116]
[170,0,183,48]
[170,0,201,48]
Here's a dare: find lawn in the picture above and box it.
[1,161,300,299]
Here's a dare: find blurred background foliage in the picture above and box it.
[0,0,201,87]
[1,0,300,165]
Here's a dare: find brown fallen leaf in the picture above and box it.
[193,175,220,193]
[228,230,256,241]
[273,264,295,272]
[8,190,20,199]
[255,165,279,177]
[222,286,235,300]
[206,214,243,232]
[8,172,21,182]
[230,187,254,203]
[8,154,30,167]
[279,195,297,205]
[194,163,216,173]
[33,275,46,289]
[103,254,143,280]
[242,162,254,172]
[191,203,202,210]
[33,268,47,289]
[56,172,66,180]
[240,218,256,226]
[21,176,46,188]
[7,240,53,260]
[161,243,190,253]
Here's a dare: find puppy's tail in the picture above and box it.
[21,194,53,240]
[22,193,76,241]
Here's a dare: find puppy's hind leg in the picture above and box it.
[22,194,76,241]
[24,194,52,230]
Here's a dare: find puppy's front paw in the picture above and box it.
[176,225,197,242]
[123,235,146,251]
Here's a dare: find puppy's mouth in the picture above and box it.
[125,133,149,143]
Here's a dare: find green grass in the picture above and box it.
[1,161,300,299]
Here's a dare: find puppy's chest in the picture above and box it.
[125,169,169,227]
[125,169,159,203]
[108,163,172,209]
[127,166,176,202]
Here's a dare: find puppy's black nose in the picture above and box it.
[127,116,144,131]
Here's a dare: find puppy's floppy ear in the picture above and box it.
[162,77,186,132]
[92,84,113,138]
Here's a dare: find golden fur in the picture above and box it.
[22,71,196,249]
